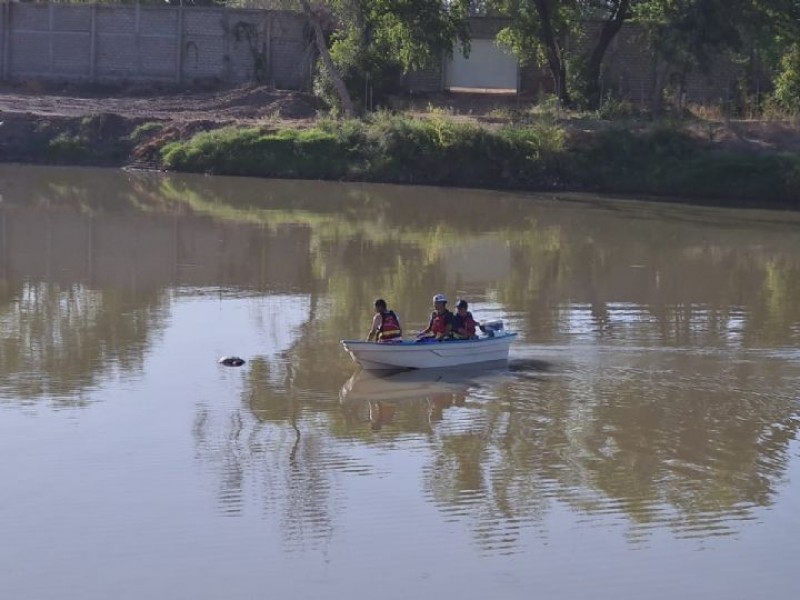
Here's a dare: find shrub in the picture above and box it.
[128,122,164,143]
[772,44,800,115]
[597,95,638,121]
[161,126,351,179]
[159,115,799,205]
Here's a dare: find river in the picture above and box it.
[1,164,799,600]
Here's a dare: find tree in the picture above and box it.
[300,0,357,117]
[491,1,636,108]
[492,1,576,106]
[302,0,470,115]
[581,1,634,108]
[633,0,800,113]
[749,1,800,111]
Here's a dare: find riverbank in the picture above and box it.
[1,83,798,207]
[160,115,800,207]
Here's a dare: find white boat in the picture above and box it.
[340,331,517,370]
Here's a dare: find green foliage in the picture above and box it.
[772,43,800,114]
[314,0,471,113]
[160,114,569,186]
[162,126,352,178]
[596,95,639,120]
[574,123,700,187]
[160,115,800,205]
[365,0,471,72]
[128,122,164,143]
[632,0,800,113]
[492,1,577,65]
[635,0,748,71]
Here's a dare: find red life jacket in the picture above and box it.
[429,310,452,335]
[462,312,477,337]
[378,310,401,341]
[452,311,477,339]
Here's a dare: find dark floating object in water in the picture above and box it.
[219,356,245,367]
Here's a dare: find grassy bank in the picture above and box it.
[161,113,800,206]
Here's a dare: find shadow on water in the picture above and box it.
[507,357,555,374]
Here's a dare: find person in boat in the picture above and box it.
[451,299,478,340]
[367,298,402,342]
[416,293,454,342]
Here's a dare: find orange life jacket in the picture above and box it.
[377,310,401,341]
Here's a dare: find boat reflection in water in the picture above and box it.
[339,362,510,431]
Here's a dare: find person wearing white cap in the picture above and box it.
[416,293,454,342]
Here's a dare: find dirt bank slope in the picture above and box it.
[0,82,321,167]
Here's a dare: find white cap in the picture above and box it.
[432,293,447,303]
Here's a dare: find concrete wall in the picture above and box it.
[0,2,313,90]
[0,4,747,103]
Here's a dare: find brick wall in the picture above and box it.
[0,2,313,90]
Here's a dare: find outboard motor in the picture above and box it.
[480,320,504,337]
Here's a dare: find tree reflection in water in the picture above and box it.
[0,281,166,404]
[1,165,799,553]
[192,347,800,554]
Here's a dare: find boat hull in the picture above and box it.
[340,333,517,370]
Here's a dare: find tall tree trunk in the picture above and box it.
[533,0,571,107]
[651,56,670,116]
[584,0,630,109]
[299,0,355,118]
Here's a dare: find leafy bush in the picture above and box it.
[162,127,352,179]
[128,122,164,143]
[597,95,639,120]
[772,44,800,115]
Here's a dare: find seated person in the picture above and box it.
[416,293,453,341]
[367,298,402,342]
[451,299,478,340]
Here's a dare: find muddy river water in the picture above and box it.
[1,165,799,600]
